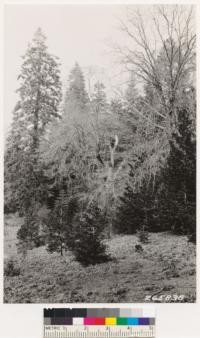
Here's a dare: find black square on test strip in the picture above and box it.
[44,309,54,318]
[71,308,87,317]
[54,308,66,317]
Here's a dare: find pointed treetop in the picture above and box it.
[64,62,89,111]
[33,27,46,45]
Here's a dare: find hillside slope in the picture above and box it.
[4,215,196,303]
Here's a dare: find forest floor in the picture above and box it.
[4,213,196,303]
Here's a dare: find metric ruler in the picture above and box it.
[44,325,155,338]
[43,307,156,338]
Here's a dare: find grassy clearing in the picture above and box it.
[4,214,196,303]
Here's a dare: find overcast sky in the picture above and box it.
[4,4,194,137]
[4,4,131,135]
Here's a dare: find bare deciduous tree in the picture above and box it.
[116,5,196,129]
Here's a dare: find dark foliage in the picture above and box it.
[114,182,159,234]
[159,108,196,237]
[137,226,149,244]
[17,209,44,248]
[135,244,144,253]
[4,258,21,277]
[115,107,195,239]
[5,28,62,251]
[70,202,110,266]
[44,189,79,256]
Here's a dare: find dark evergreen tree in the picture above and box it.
[17,207,44,250]
[114,182,158,234]
[45,188,68,255]
[70,202,110,266]
[5,28,62,214]
[44,186,79,256]
[15,28,62,149]
[5,28,62,248]
[160,107,196,238]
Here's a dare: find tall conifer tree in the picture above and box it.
[5,28,62,246]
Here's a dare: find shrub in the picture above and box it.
[137,228,149,244]
[17,211,44,250]
[135,244,143,253]
[4,258,21,277]
[188,232,196,244]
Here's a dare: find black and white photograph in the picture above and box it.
[4,4,196,303]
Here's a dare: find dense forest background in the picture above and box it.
[4,5,196,269]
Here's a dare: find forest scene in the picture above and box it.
[4,5,196,303]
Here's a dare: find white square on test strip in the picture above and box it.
[73,318,84,325]
[142,307,156,318]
